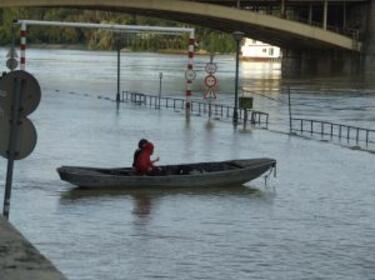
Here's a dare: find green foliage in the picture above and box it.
[0,7,236,53]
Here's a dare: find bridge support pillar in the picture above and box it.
[281,49,361,77]
[363,0,375,75]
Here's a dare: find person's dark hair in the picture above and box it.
[138,139,148,149]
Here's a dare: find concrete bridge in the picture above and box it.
[1,0,375,75]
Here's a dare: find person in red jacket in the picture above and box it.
[134,141,160,175]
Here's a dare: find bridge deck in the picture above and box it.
[0,0,362,51]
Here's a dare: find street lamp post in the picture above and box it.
[232,31,244,125]
[116,35,121,103]
[158,72,163,108]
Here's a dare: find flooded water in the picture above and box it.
[0,49,374,280]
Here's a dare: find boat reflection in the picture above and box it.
[61,185,266,202]
[60,185,274,219]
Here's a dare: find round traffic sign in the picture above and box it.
[185,69,197,81]
[0,70,41,117]
[0,116,37,160]
[6,58,18,71]
[204,75,217,88]
[205,63,217,74]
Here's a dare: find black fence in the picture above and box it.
[123,91,269,128]
[292,118,375,146]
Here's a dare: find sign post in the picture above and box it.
[204,55,218,119]
[0,70,41,219]
[158,72,163,109]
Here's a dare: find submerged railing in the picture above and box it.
[123,91,269,128]
[292,118,375,146]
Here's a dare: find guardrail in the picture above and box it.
[124,91,269,128]
[292,118,375,146]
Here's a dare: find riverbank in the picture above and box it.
[0,216,68,280]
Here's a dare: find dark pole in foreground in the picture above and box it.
[3,78,21,220]
[232,31,244,125]
[116,36,121,103]
[288,87,293,133]
[158,72,163,108]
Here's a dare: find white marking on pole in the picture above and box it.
[20,23,27,70]
[185,31,195,111]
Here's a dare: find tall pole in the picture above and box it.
[343,1,347,29]
[281,0,286,18]
[308,4,313,25]
[116,36,121,103]
[158,72,163,108]
[3,78,22,220]
[323,0,328,30]
[232,31,244,125]
[185,30,195,113]
[288,87,293,133]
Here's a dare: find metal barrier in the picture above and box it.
[292,118,375,146]
[123,91,269,128]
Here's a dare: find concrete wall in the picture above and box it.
[0,216,68,280]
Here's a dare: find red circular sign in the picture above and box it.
[204,75,217,88]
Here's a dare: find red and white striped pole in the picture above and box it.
[20,23,27,71]
[185,30,195,111]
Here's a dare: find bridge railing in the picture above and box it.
[287,14,360,39]
[231,5,361,40]
[123,91,269,128]
[291,118,375,146]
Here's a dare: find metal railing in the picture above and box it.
[292,118,375,146]
[231,5,361,40]
[124,91,269,128]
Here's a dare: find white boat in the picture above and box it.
[241,38,281,62]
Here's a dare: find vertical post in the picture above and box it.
[323,0,328,30]
[116,36,121,103]
[20,22,27,71]
[243,109,248,130]
[356,128,359,143]
[343,1,347,29]
[237,0,241,9]
[347,126,350,141]
[3,78,22,220]
[208,100,212,119]
[308,4,313,25]
[185,30,195,113]
[232,31,244,126]
[281,0,286,18]
[158,72,163,109]
[288,87,292,133]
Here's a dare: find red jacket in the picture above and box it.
[135,142,154,175]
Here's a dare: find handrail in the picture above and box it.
[124,91,269,128]
[292,118,374,146]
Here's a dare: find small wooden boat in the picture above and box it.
[57,158,276,188]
